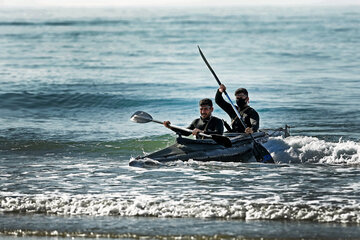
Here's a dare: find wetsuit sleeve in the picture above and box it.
[168,127,191,136]
[168,120,195,137]
[215,90,236,119]
[176,119,198,136]
[248,109,260,132]
[187,119,197,130]
[217,119,224,135]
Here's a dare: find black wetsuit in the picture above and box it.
[172,116,224,139]
[215,90,259,133]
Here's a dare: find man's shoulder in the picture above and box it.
[211,116,223,123]
[191,118,201,124]
[244,106,256,112]
[244,106,259,117]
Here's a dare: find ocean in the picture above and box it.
[0,5,360,240]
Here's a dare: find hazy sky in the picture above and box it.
[1,0,360,7]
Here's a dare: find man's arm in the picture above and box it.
[163,121,192,136]
[215,90,236,119]
[247,109,260,132]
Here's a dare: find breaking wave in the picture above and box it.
[1,196,359,224]
[266,136,360,165]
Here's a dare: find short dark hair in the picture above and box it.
[234,88,248,96]
[199,98,213,107]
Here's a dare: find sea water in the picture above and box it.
[0,6,360,240]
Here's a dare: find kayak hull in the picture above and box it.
[131,132,268,164]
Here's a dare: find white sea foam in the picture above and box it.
[128,157,163,167]
[266,136,360,165]
[1,196,359,223]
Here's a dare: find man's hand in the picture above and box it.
[219,84,226,93]
[245,127,254,134]
[163,121,171,129]
[192,128,203,136]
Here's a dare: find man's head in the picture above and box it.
[235,88,248,98]
[199,98,214,119]
[234,88,249,107]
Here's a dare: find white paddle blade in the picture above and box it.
[130,111,153,123]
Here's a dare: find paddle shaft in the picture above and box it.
[198,46,255,139]
[150,119,213,138]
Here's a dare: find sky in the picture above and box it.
[1,0,360,7]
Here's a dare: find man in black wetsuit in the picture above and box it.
[163,98,224,138]
[215,84,259,134]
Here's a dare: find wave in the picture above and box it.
[1,129,359,165]
[0,92,185,110]
[0,20,130,27]
[0,134,173,157]
[267,136,360,165]
[1,196,359,224]
[0,92,135,109]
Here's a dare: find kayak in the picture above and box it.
[129,109,291,165]
[130,131,274,165]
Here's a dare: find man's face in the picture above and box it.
[199,105,213,119]
[235,93,248,100]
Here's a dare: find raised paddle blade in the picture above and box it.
[211,134,232,148]
[252,141,274,163]
[130,111,153,123]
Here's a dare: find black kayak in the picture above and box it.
[130,131,272,165]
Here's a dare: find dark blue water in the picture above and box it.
[0,6,360,239]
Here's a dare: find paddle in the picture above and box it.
[130,111,232,148]
[198,46,274,163]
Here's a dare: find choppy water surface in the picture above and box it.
[0,6,360,240]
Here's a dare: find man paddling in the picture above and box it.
[215,84,259,134]
[163,98,224,139]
